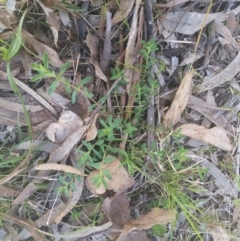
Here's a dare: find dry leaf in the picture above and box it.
[189,153,238,197]
[0,70,57,116]
[194,50,240,93]
[163,70,194,128]
[90,0,103,7]
[85,113,99,142]
[2,214,47,241]
[33,163,85,176]
[118,208,175,239]
[102,194,130,228]
[117,230,150,241]
[46,110,83,144]
[124,0,142,95]
[13,183,36,205]
[0,185,20,198]
[55,177,84,223]
[47,12,60,47]
[188,96,229,129]
[86,156,135,195]
[210,226,230,241]
[23,31,63,68]
[112,0,135,24]
[86,31,107,81]
[162,11,222,35]
[177,124,233,151]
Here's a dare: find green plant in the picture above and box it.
[30,53,93,103]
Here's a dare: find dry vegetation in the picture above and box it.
[0,0,240,240]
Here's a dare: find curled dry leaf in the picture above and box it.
[117,208,175,239]
[46,110,83,144]
[177,124,233,151]
[102,194,130,228]
[86,156,135,196]
[86,31,107,81]
[163,69,194,129]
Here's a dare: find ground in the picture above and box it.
[0,0,239,240]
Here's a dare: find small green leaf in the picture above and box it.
[30,73,47,82]
[71,89,77,104]
[59,61,70,77]
[43,53,49,69]
[103,169,112,180]
[48,80,59,94]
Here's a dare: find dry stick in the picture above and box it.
[144,0,155,152]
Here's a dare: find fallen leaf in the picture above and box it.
[86,156,135,195]
[2,214,47,241]
[124,0,142,94]
[47,12,60,47]
[102,194,130,228]
[58,9,70,26]
[177,124,233,151]
[118,208,175,239]
[55,176,84,223]
[46,110,83,144]
[86,31,107,81]
[5,0,16,15]
[0,70,57,116]
[23,31,63,68]
[189,153,238,197]
[163,70,194,128]
[85,113,99,142]
[214,20,239,50]
[162,11,222,35]
[188,96,229,129]
[32,163,85,176]
[117,230,150,241]
[90,0,103,7]
[13,183,36,205]
[194,50,240,93]
[0,185,20,198]
[210,226,230,241]
[112,0,135,24]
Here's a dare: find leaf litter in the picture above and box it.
[1,0,240,240]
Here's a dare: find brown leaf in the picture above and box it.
[46,110,83,144]
[86,156,135,196]
[85,113,99,142]
[124,0,141,95]
[177,124,233,151]
[112,0,135,24]
[13,183,36,205]
[33,163,86,176]
[23,31,63,68]
[210,226,230,241]
[47,12,60,46]
[163,69,194,128]
[117,230,150,241]
[118,208,175,239]
[55,177,84,223]
[0,185,20,198]
[2,214,47,241]
[102,194,130,228]
[86,31,107,81]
